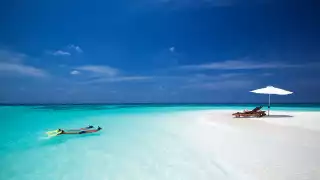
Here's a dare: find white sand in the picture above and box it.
[171,110,320,180]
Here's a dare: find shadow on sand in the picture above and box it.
[263,115,294,118]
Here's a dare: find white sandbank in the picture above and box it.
[170,110,320,180]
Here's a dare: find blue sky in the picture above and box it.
[0,0,319,103]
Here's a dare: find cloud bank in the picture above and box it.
[180,60,303,70]
[75,65,119,77]
[0,50,48,78]
[0,62,47,78]
[73,65,152,83]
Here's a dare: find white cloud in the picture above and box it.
[0,49,48,78]
[83,76,153,84]
[0,62,47,78]
[169,47,175,52]
[76,65,119,77]
[70,70,80,75]
[111,76,153,82]
[74,65,152,84]
[52,50,71,56]
[48,44,83,56]
[180,60,302,70]
[68,44,83,53]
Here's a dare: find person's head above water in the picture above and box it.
[57,129,64,133]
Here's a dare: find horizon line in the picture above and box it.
[1,102,320,106]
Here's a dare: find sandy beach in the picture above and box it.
[173,110,320,180]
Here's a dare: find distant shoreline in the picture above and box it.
[1,103,320,112]
[1,102,320,106]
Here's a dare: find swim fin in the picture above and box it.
[46,130,60,137]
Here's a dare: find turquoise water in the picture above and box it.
[1,104,320,180]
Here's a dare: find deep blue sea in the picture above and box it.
[1,104,320,180]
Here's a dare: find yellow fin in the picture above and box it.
[46,129,60,136]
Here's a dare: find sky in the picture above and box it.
[0,0,320,104]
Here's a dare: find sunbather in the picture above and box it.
[232,106,266,118]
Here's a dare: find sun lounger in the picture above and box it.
[232,106,266,118]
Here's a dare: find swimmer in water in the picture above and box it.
[57,126,102,135]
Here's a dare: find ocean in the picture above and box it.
[1,104,320,180]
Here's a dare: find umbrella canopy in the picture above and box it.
[250,86,293,115]
[250,86,293,95]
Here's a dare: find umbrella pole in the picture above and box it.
[268,94,270,116]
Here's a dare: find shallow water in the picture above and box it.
[1,104,320,180]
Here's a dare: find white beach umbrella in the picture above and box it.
[250,86,293,115]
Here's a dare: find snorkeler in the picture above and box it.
[66,125,94,131]
[57,126,102,135]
